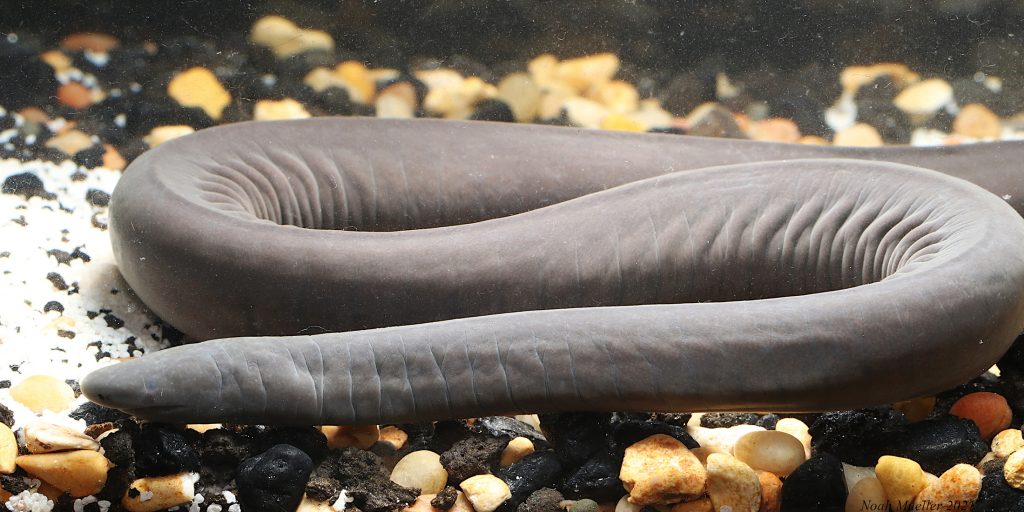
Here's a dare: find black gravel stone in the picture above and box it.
[73,144,106,169]
[538,412,611,469]
[469,99,515,123]
[398,420,470,456]
[559,452,624,501]
[237,444,314,512]
[687,104,746,139]
[46,272,68,290]
[202,428,257,468]
[134,424,201,477]
[808,408,908,466]
[647,126,685,135]
[497,451,563,510]
[100,421,138,468]
[69,401,130,425]
[700,412,761,428]
[305,476,341,503]
[857,99,912,144]
[2,172,55,200]
[757,414,780,430]
[314,447,418,512]
[470,416,547,447]
[0,38,59,110]
[953,77,1000,108]
[609,414,698,453]
[440,434,508,482]
[42,300,63,313]
[431,486,459,509]
[85,188,111,207]
[885,416,989,475]
[974,460,1024,512]
[0,402,13,427]
[855,75,902,103]
[921,108,955,132]
[780,452,847,511]
[516,488,564,512]
[259,426,329,465]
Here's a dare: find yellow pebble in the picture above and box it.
[16,450,111,497]
[876,455,928,509]
[379,425,408,450]
[122,473,199,512]
[10,375,75,414]
[253,98,312,121]
[1004,448,1024,490]
[500,436,535,467]
[601,113,647,132]
[0,424,16,474]
[167,67,231,120]
[144,125,195,147]
[321,424,379,450]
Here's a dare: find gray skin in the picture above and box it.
[81,118,1024,425]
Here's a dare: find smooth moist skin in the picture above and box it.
[82,118,1024,425]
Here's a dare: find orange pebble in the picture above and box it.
[948,392,1012,440]
[57,82,93,110]
[102,144,127,171]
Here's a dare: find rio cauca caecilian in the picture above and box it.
[81,118,1024,425]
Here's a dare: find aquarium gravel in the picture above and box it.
[4,6,1024,512]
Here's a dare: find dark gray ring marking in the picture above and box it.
[82,118,1024,425]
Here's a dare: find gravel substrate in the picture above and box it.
[5,9,1024,512]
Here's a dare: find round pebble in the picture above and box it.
[845,476,887,512]
[321,424,379,450]
[23,422,99,453]
[379,425,408,450]
[56,82,93,110]
[992,429,1024,458]
[499,436,535,467]
[953,103,1002,139]
[619,434,706,506]
[10,375,75,413]
[733,430,807,478]
[459,474,511,512]
[391,450,448,495]
[1004,448,1024,490]
[0,423,15,474]
[167,67,231,121]
[756,470,782,512]
[750,118,802,143]
[253,99,312,121]
[145,125,195,147]
[15,449,111,497]
[893,78,955,115]
[875,455,928,509]
[833,122,884,147]
[705,453,761,512]
[569,499,599,512]
[687,424,765,455]
[949,391,1012,440]
[914,463,981,512]
[497,73,541,122]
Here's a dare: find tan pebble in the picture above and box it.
[514,414,542,432]
[620,434,706,506]
[592,80,639,113]
[379,425,408,450]
[83,422,114,439]
[562,97,609,129]
[666,498,713,512]
[122,472,199,512]
[254,98,312,121]
[840,63,919,94]
[845,477,887,512]
[993,429,1024,458]
[305,67,345,92]
[19,107,50,124]
[249,15,300,48]
[706,453,761,512]
[415,68,465,92]
[1004,448,1024,490]
[10,375,75,413]
[101,144,126,171]
[915,463,981,512]
[497,73,541,122]
[186,424,221,434]
[834,122,884,147]
[500,436,535,467]
[23,422,99,453]
[538,89,574,120]
[322,424,379,450]
[628,100,674,130]
[893,396,936,423]
[391,450,447,494]
[690,446,712,465]
[460,474,511,512]
[45,129,94,156]
[555,53,620,94]
[16,450,111,497]
[756,470,781,512]
[733,430,806,478]
[876,455,928,508]
[687,424,765,455]
[749,118,801,143]
[0,488,9,502]
[145,125,195,147]
[0,423,15,474]
[57,82,93,110]
[367,68,401,83]
[799,135,829,145]
[893,78,954,115]
[953,103,1002,139]
[167,67,231,120]
[376,82,417,119]
[335,61,376,104]
[61,32,120,52]
[36,482,64,500]
[528,53,559,86]
[274,29,334,58]
[614,495,640,512]
[297,495,335,512]
[842,462,877,491]
[601,114,646,132]
[40,50,73,72]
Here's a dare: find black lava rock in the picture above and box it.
[857,99,912,144]
[780,452,847,511]
[441,434,508,482]
[809,408,908,466]
[134,424,201,477]
[69,401,130,425]
[974,460,1024,512]
[0,38,59,110]
[471,416,547,447]
[609,414,698,453]
[431,486,459,509]
[43,300,63,313]
[855,75,902,103]
[687,104,746,139]
[202,428,257,468]
[539,412,611,469]
[700,412,761,428]
[2,172,55,200]
[497,451,563,510]
[315,447,418,512]
[0,402,13,427]
[259,427,329,465]
[517,488,564,512]
[85,188,111,207]
[469,99,515,122]
[560,452,624,501]
[305,476,341,503]
[73,144,106,169]
[237,444,314,512]
[886,416,989,475]
[952,77,1000,109]
[99,421,138,468]
[757,414,780,430]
